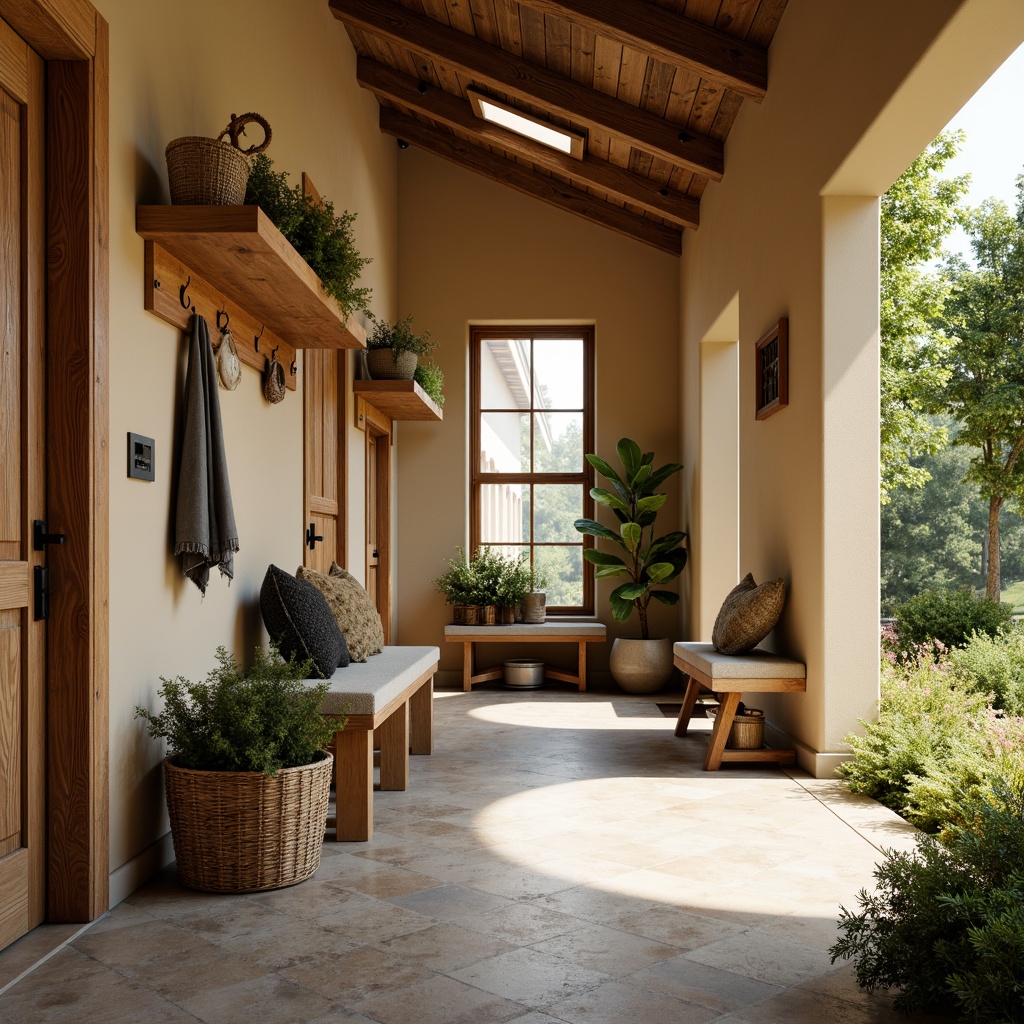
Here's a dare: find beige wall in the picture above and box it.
[394,151,681,685]
[680,0,1024,772]
[97,0,397,898]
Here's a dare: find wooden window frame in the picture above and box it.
[470,326,595,616]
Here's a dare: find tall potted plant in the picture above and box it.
[574,437,687,693]
[136,645,339,893]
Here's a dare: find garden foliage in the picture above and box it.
[950,625,1024,716]
[890,588,1012,658]
[831,781,1024,1023]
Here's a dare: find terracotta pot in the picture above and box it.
[366,348,417,380]
[608,637,674,694]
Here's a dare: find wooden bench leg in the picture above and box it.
[705,691,740,771]
[463,641,473,691]
[410,675,433,755]
[334,728,373,841]
[578,641,587,692]
[379,703,409,791]
[674,673,701,737]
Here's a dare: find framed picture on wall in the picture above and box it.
[755,318,788,420]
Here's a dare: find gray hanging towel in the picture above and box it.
[174,313,239,593]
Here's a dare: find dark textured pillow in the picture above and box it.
[295,564,384,663]
[711,573,786,655]
[260,564,349,678]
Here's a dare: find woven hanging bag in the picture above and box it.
[264,351,286,404]
[166,112,271,205]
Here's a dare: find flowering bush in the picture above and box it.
[839,652,1021,833]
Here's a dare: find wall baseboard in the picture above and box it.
[108,833,174,909]
[765,722,849,779]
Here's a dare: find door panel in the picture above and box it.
[303,349,344,574]
[0,18,45,952]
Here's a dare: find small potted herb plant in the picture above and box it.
[136,644,340,893]
[413,358,445,408]
[432,547,479,624]
[366,313,436,381]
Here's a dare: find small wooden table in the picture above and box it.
[673,641,806,770]
[444,623,607,691]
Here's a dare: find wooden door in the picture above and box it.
[365,421,391,643]
[303,349,345,573]
[0,19,46,951]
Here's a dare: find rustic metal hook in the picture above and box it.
[289,358,296,376]
[216,309,230,332]
[179,276,192,310]
[254,324,264,352]
[270,345,279,360]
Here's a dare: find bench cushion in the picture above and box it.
[320,645,439,716]
[674,641,805,680]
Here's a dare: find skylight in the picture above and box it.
[468,89,584,160]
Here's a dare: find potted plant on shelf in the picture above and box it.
[135,644,339,893]
[243,154,371,320]
[365,313,436,381]
[574,437,687,693]
[413,358,445,408]
[432,547,479,624]
[494,552,533,624]
[521,564,549,624]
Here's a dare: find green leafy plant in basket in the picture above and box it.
[574,437,687,639]
[431,547,477,606]
[135,644,338,776]
[367,313,435,357]
[244,154,371,319]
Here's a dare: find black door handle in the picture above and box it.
[33,520,66,551]
[305,522,324,550]
[34,565,48,621]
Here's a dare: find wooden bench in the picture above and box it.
[444,623,607,691]
[673,641,806,770]
[320,645,439,841]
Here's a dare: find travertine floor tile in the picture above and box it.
[0,692,929,1024]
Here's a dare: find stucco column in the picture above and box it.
[821,196,882,760]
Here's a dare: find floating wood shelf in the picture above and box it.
[136,205,367,352]
[354,380,443,421]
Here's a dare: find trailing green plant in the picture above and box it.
[891,588,1013,660]
[366,313,435,358]
[413,358,445,407]
[135,645,337,776]
[574,437,686,639]
[838,655,1021,834]
[950,624,1024,716]
[244,154,371,318]
[830,779,1024,1022]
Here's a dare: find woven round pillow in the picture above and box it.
[711,573,785,655]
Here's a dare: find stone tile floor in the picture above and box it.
[0,690,947,1023]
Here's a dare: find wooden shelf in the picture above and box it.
[136,205,367,351]
[354,380,443,421]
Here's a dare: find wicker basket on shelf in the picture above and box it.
[165,112,271,205]
[163,750,331,893]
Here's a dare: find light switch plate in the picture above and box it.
[128,432,155,481]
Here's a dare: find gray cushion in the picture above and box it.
[319,646,439,716]
[711,573,785,655]
[260,564,349,678]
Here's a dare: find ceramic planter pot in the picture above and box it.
[521,591,546,624]
[366,348,417,380]
[608,637,674,694]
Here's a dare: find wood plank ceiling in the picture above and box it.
[330,0,788,256]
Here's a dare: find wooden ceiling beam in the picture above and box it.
[380,109,683,256]
[358,58,699,229]
[330,0,723,180]
[513,0,767,102]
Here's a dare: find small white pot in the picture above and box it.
[608,637,674,694]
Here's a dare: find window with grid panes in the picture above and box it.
[470,327,595,615]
